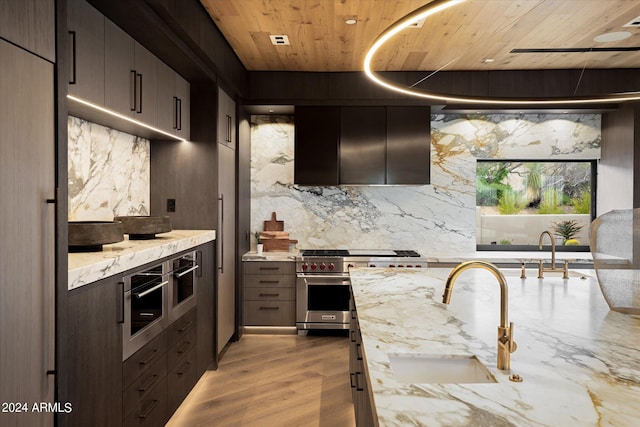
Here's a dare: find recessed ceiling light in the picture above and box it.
[345,18,357,25]
[481,58,495,64]
[593,31,632,43]
[269,35,290,45]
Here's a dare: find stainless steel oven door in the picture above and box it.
[123,263,168,360]
[168,251,199,324]
[296,273,351,330]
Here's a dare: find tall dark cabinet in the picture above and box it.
[294,106,341,186]
[0,26,56,427]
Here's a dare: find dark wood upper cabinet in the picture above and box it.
[68,0,105,105]
[294,106,340,186]
[340,107,386,185]
[386,107,430,185]
[104,19,157,126]
[295,106,430,186]
[0,0,55,62]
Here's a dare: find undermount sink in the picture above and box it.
[387,353,497,384]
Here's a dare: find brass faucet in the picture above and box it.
[442,261,517,371]
[538,230,569,279]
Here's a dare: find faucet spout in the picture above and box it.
[442,260,517,370]
[538,230,556,267]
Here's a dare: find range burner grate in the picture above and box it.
[301,249,349,257]
[394,250,422,257]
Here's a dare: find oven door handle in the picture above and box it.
[134,280,168,299]
[174,265,199,279]
[297,274,351,280]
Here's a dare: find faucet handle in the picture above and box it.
[509,322,517,353]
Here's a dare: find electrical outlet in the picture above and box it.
[167,198,176,212]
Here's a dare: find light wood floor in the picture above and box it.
[166,332,356,427]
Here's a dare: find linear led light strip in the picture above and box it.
[67,95,187,142]
[363,0,640,105]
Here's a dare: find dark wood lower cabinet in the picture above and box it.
[349,295,376,427]
[63,242,216,426]
[63,276,123,427]
[196,241,216,374]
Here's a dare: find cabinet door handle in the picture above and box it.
[138,373,159,392]
[136,73,143,113]
[258,280,280,284]
[259,293,280,297]
[130,70,137,111]
[69,31,76,84]
[259,267,280,271]
[196,250,203,278]
[177,341,192,354]
[139,399,159,419]
[259,306,279,310]
[173,96,178,129]
[177,97,182,130]
[178,320,193,333]
[139,348,158,366]
[349,373,356,388]
[117,281,125,324]
[226,114,231,142]
[177,360,192,376]
[218,194,224,273]
[355,372,364,391]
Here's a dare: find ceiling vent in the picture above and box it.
[269,35,290,45]
[623,16,640,27]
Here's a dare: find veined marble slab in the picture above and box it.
[426,251,593,264]
[68,230,216,290]
[350,267,639,427]
[242,251,297,262]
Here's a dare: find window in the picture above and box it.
[476,160,595,251]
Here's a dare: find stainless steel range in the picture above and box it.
[296,249,427,332]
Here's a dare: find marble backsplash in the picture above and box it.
[250,113,601,256]
[68,116,150,221]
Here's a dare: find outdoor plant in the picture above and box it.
[538,189,564,214]
[571,190,591,214]
[498,189,524,214]
[553,220,584,244]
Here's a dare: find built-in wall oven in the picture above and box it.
[123,262,168,360]
[168,251,199,323]
[296,249,427,333]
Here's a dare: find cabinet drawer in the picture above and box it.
[123,375,168,427]
[243,301,296,326]
[242,261,295,275]
[243,287,295,301]
[167,347,198,415]
[243,274,295,288]
[167,328,196,369]
[123,330,167,390]
[168,308,196,348]
[123,352,167,418]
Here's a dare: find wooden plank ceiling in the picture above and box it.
[199,0,640,72]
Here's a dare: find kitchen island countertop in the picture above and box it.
[68,230,215,290]
[349,267,639,426]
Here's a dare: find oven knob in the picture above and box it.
[320,263,326,270]
[389,264,396,268]
[369,263,376,267]
[406,265,413,268]
[398,264,404,268]
[347,263,354,269]
[328,263,335,270]
[302,263,309,270]
[415,264,423,268]
[311,263,318,270]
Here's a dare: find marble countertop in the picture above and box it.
[349,267,639,426]
[68,230,216,290]
[428,250,593,264]
[242,250,298,262]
